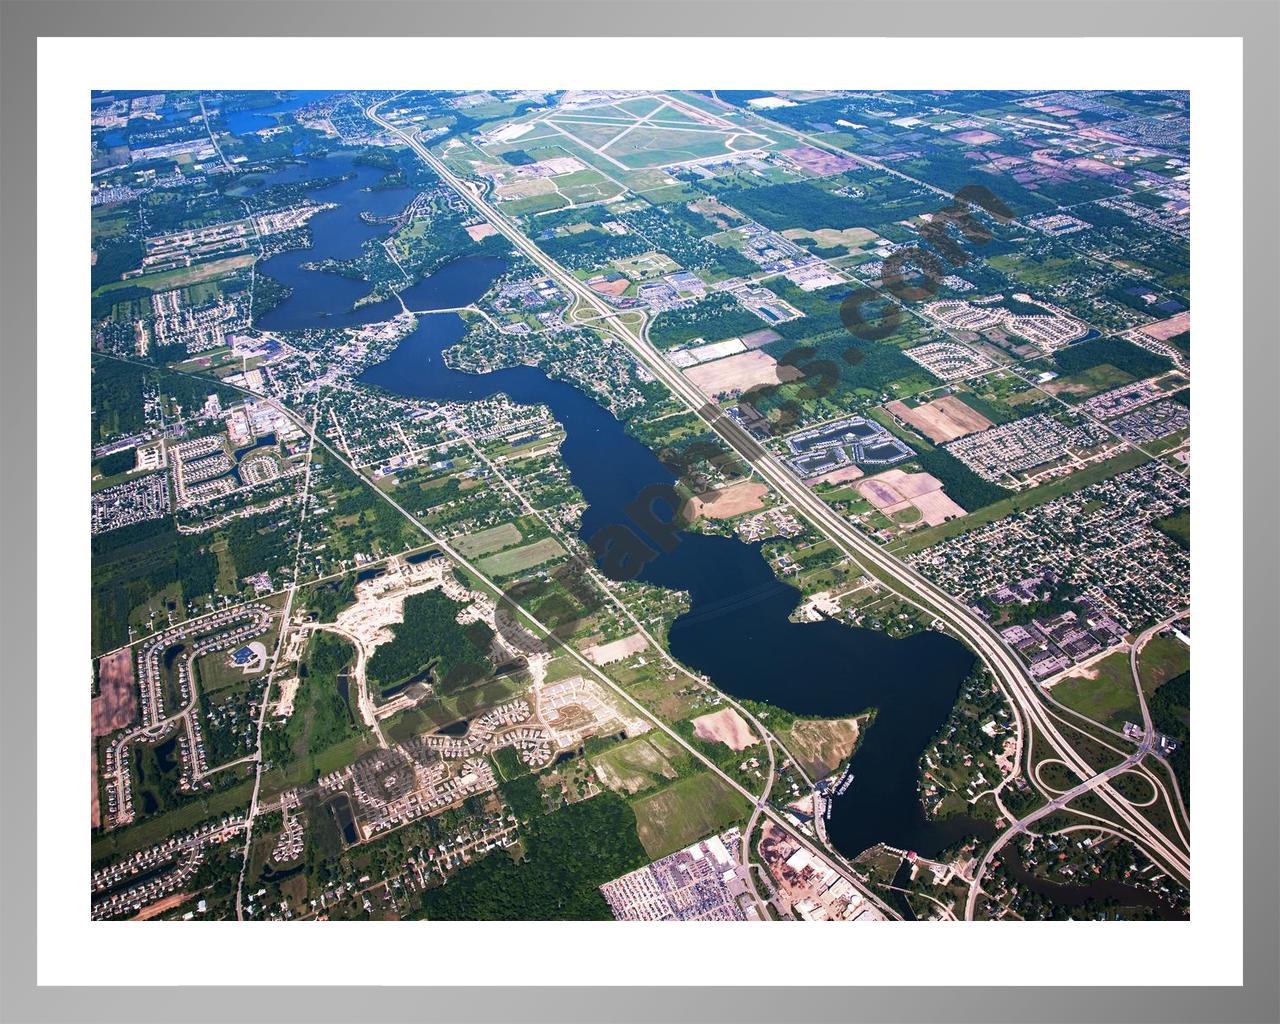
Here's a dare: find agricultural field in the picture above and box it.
[475,536,567,578]
[590,733,686,795]
[629,771,749,860]
[452,521,523,559]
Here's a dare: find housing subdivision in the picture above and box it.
[102,603,275,829]
[908,462,1189,676]
[1025,212,1092,237]
[900,340,992,381]
[91,473,170,535]
[1079,377,1177,419]
[921,297,1091,352]
[942,412,1112,485]
[92,815,248,920]
[1107,399,1189,444]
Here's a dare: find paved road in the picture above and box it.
[235,399,323,920]
[964,741,1153,920]
[1128,615,1192,839]
[198,93,236,175]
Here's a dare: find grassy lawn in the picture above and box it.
[260,733,380,796]
[1112,770,1156,804]
[629,770,748,860]
[1137,633,1190,698]
[380,673,529,743]
[195,651,259,695]
[590,735,680,795]
[1045,363,1134,400]
[1155,507,1190,549]
[1038,759,1082,791]
[1049,650,1140,731]
[92,253,255,297]
[987,252,1079,287]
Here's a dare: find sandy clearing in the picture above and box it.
[273,677,301,719]
[590,278,631,297]
[795,591,841,622]
[691,707,757,751]
[584,632,648,666]
[684,350,801,399]
[780,146,860,175]
[131,891,194,921]
[808,464,865,487]
[857,468,966,525]
[910,488,967,525]
[859,477,910,510]
[688,196,746,228]
[91,739,100,829]
[1050,662,1102,686]
[789,717,861,778]
[878,468,944,501]
[885,395,993,443]
[1139,311,1191,341]
[465,222,499,242]
[1042,378,1095,397]
[685,480,768,521]
[495,177,556,199]
[740,328,782,349]
[592,736,677,795]
[954,129,1001,145]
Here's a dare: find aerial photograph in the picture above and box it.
[88,88,1191,924]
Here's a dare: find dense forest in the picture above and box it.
[649,295,764,349]
[1053,337,1172,379]
[418,781,646,920]
[92,516,218,654]
[1148,670,1190,806]
[365,590,493,694]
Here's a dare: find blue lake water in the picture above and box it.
[359,313,988,859]
[251,154,991,859]
[223,91,337,136]
[254,156,415,331]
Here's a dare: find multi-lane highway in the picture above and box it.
[965,733,1158,919]
[366,97,1189,911]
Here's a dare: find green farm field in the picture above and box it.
[476,536,566,577]
[453,522,523,559]
[629,770,748,859]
